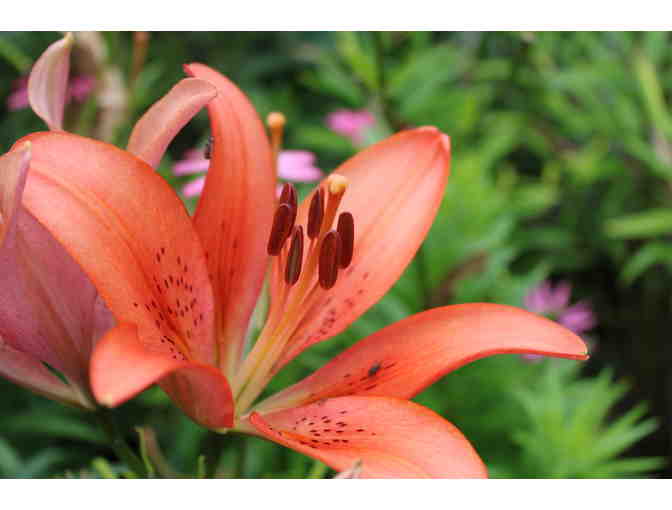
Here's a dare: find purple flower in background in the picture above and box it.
[174,147,323,198]
[522,280,596,361]
[326,109,375,144]
[7,75,95,111]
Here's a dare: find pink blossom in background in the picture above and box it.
[6,77,29,110]
[174,147,323,198]
[326,109,375,144]
[522,280,596,361]
[7,75,95,111]
[277,150,323,182]
[68,75,96,102]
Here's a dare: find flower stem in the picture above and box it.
[414,241,432,309]
[95,407,148,478]
[235,436,248,478]
[307,459,329,479]
[201,430,229,478]
[373,31,403,132]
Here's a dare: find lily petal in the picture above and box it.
[184,64,276,374]
[245,396,486,478]
[91,324,233,429]
[0,145,30,242]
[0,337,82,407]
[276,127,450,369]
[28,33,73,131]
[16,132,226,422]
[127,78,218,168]
[0,144,113,397]
[256,304,588,413]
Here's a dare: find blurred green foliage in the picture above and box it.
[1,31,671,478]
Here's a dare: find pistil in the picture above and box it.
[267,112,285,174]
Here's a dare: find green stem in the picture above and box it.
[373,31,403,132]
[415,242,432,308]
[201,430,229,478]
[95,407,148,478]
[235,436,248,478]
[307,459,329,479]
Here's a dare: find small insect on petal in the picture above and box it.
[267,203,294,256]
[319,230,341,290]
[307,188,324,240]
[367,362,381,377]
[285,226,304,286]
[204,135,214,159]
[336,212,354,268]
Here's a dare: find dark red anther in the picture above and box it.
[279,182,297,209]
[285,226,304,286]
[307,188,324,239]
[267,204,293,255]
[336,212,354,268]
[318,230,341,290]
[279,182,297,228]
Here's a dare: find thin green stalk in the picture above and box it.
[201,430,229,478]
[307,459,329,479]
[415,242,432,309]
[372,31,431,306]
[372,32,400,131]
[95,407,148,478]
[235,436,248,478]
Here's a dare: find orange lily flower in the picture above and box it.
[13,37,588,477]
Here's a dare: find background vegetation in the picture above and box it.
[1,31,671,478]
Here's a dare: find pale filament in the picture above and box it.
[233,176,353,415]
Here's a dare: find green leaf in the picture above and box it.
[0,437,21,476]
[621,241,672,284]
[605,208,672,239]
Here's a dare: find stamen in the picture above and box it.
[307,188,324,240]
[319,174,349,242]
[267,203,294,256]
[327,174,348,196]
[285,226,304,286]
[204,135,214,159]
[267,112,286,161]
[279,182,297,209]
[336,212,354,268]
[319,230,341,290]
[279,183,298,228]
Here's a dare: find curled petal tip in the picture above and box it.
[440,134,451,152]
[96,393,116,408]
[127,77,218,168]
[28,33,73,130]
[63,32,75,47]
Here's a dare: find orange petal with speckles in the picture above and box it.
[127,78,217,168]
[245,396,486,479]
[274,127,450,370]
[255,304,588,414]
[92,324,233,429]
[184,64,276,375]
[13,132,231,425]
